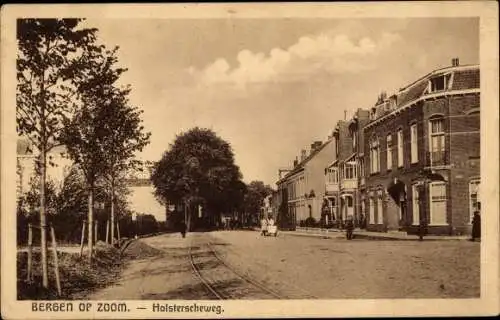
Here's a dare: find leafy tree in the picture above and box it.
[97,86,150,244]
[152,127,244,230]
[243,180,274,224]
[17,18,98,285]
[60,45,127,261]
[17,176,58,245]
[51,165,88,243]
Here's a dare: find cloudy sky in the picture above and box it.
[82,18,479,186]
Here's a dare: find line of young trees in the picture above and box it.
[17,166,135,246]
[151,127,274,230]
[16,19,150,289]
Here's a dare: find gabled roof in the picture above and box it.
[365,64,480,130]
[282,139,332,181]
[326,159,338,169]
[451,69,480,90]
[343,153,357,163]
[397,80,429,107]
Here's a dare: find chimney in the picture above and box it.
[300,149,307,161]
[452,58,459,67]
[312,141,322,150]
[293,157,298,167]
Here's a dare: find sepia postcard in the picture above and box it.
[1,2,499,319]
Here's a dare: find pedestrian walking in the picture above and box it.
[179,220,187,238]
[471,211,481,241]
[418,215,427,241]
[345,215,354,240]
[359,213,366,229]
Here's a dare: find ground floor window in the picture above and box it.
[342,195,354,221]
[369,198,375,224]
[330,198,337,220]
[469,179,480,224]
[377,197,383,224]
[412,184,420,225]
[430,182,447,225]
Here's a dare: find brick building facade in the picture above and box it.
[362,62,480,235]
[325,109,370,227]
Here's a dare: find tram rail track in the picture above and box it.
[189,240,284,300]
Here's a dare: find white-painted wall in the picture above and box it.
[127,185,166,222]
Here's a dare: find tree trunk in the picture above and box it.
[110,177,115,245]
[87,185,94,264]
[39,145,49,288]
[186,204,191,232]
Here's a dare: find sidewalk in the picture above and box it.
[278,227,470,241]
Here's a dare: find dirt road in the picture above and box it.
[88,230,479,299]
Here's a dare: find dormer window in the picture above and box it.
[428,74,452,93]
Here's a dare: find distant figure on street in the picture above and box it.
[359,213,366,229]
[471,211,481,241]
[345,215,354,240]
[418,214,427,241]
[260,217,268,236]
[179,220,187,238]
[268,217,275,226]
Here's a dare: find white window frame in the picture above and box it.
[377,196,383,224]
[344,160,357,180]
[429,118,445,165]
[410,124,418,163]
[469,179,480,224]
[429,182,448,226]
[412,184,420,225]
[370,137,380,174]
[397,129,404,167]
[386,134,393,171]
[428,73,452,93]
[369,198,375,224]
[327,167,339,184]
[359,158,365,179]
[361,199,366,218]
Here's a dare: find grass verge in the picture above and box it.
[17,242,123,300]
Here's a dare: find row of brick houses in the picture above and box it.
[276,59,480,235]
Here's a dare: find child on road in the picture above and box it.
[260,217,268,236]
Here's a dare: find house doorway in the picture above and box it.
[387,179,406,230]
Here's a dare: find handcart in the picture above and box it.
[266,225,278,237]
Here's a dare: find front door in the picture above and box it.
[345,195,354,219]
[412,184,420,225]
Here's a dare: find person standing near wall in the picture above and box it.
[471,211,481,241]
